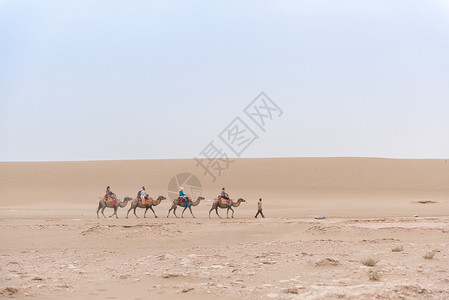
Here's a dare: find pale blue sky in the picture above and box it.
[1,0,449,161]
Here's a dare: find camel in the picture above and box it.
[209,198,246,219]
[167,196,204,218]
[96,196,132,219]
[126,196,166,218]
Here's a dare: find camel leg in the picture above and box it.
[109,207,118,218]
[167,206,172,218]
[188,206,195,218]
[227,207,234,219]
[209,207,213,218]
[108,206,114,218]
[149,206,157,218]
[173,206,178,218]
[181,206,195,218]
[97,206,101,219]
[144,207,149,218]
[101,207,106,218]
[181,206,187,218]
[168,205,178,218]
[133,207,139,218]
[215,207,221,218]
[126,206,132,218]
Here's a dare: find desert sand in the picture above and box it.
[1,157,448,299]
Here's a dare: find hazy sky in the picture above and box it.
[1,0,449,161]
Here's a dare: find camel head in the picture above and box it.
[189,196,204,206]
[238,198,246,203]
[123,197,133,202]
[157,196,166,201]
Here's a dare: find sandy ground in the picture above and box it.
[1,158,448,299]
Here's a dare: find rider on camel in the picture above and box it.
[179,187,189,206]
[221,188,230,206]
[138,186,146,203]
[105,186,116,205]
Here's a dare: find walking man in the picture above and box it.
[255,198,265,218]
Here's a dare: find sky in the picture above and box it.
[1,0,449,161]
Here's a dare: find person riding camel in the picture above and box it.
[179,187,189,206]
[105,186,111,199]
[220,188,230,206]
[105,186,116,205]
[143,193,150,205]
[138,186,146,203]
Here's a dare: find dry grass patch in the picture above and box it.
[392,246,404,252]
[367,270,381,281]
[361,258,378,267]
[424,251,436,259]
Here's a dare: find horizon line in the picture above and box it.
[1,155,448,163]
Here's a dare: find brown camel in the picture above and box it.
[126,196,166,218]
[209,198,246,219]
[167,196,204,218]
[96,196,132,219]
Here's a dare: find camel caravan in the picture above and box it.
[97,186,247,219]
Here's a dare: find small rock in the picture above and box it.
[282,287,299,294]
[210,265,224,269]
[315,258,340,266]
[162,273,182,279]
[2,287,19,296]
[32,277,43,281]
[182,288,194,293]
[56,284,71,289]
[314,216,326,220]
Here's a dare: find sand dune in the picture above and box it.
[1,157,448,217]
[1,158,448,299]
[1,157,449,200]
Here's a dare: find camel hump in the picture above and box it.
[142,197,152,205]
[177,197,190,204]
[218,197,230,205]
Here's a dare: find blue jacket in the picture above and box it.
[179,190,186,197]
